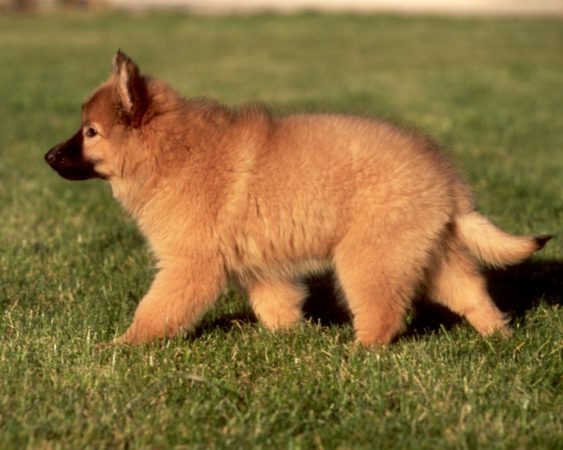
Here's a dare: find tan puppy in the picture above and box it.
[45,51,551,346]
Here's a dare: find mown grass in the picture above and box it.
[0,11,561,450]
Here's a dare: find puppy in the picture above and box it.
[45,51,551,346]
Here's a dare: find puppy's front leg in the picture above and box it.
[116,258,225,345]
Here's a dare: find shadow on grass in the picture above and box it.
[191,259,562,340]
[303,259,563,338]
[190,311,258,340]
[408,258,562,337]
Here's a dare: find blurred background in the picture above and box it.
[2,0,563,16]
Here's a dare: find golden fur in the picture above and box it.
[46,51,551,346]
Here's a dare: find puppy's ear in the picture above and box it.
[112,50,147,126]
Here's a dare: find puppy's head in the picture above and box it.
[45,50,149,181]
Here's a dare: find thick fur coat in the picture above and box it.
[45,51,551,346]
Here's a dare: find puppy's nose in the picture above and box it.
[45,148,58,164]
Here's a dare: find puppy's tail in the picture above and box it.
[454,211,552,267]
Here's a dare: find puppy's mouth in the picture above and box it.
[45,131,105,181]
[47,162,102,180]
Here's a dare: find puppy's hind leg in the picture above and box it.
[425,240,511,337]
[247,278,306,330]
[334,233,428,348]
[116,256,225,345]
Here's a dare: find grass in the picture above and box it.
[0,11,562,450]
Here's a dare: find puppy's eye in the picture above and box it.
[85,127,98,138]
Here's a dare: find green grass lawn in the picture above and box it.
[0,11,562,449]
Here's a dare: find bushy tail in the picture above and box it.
[455,211,552,267]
